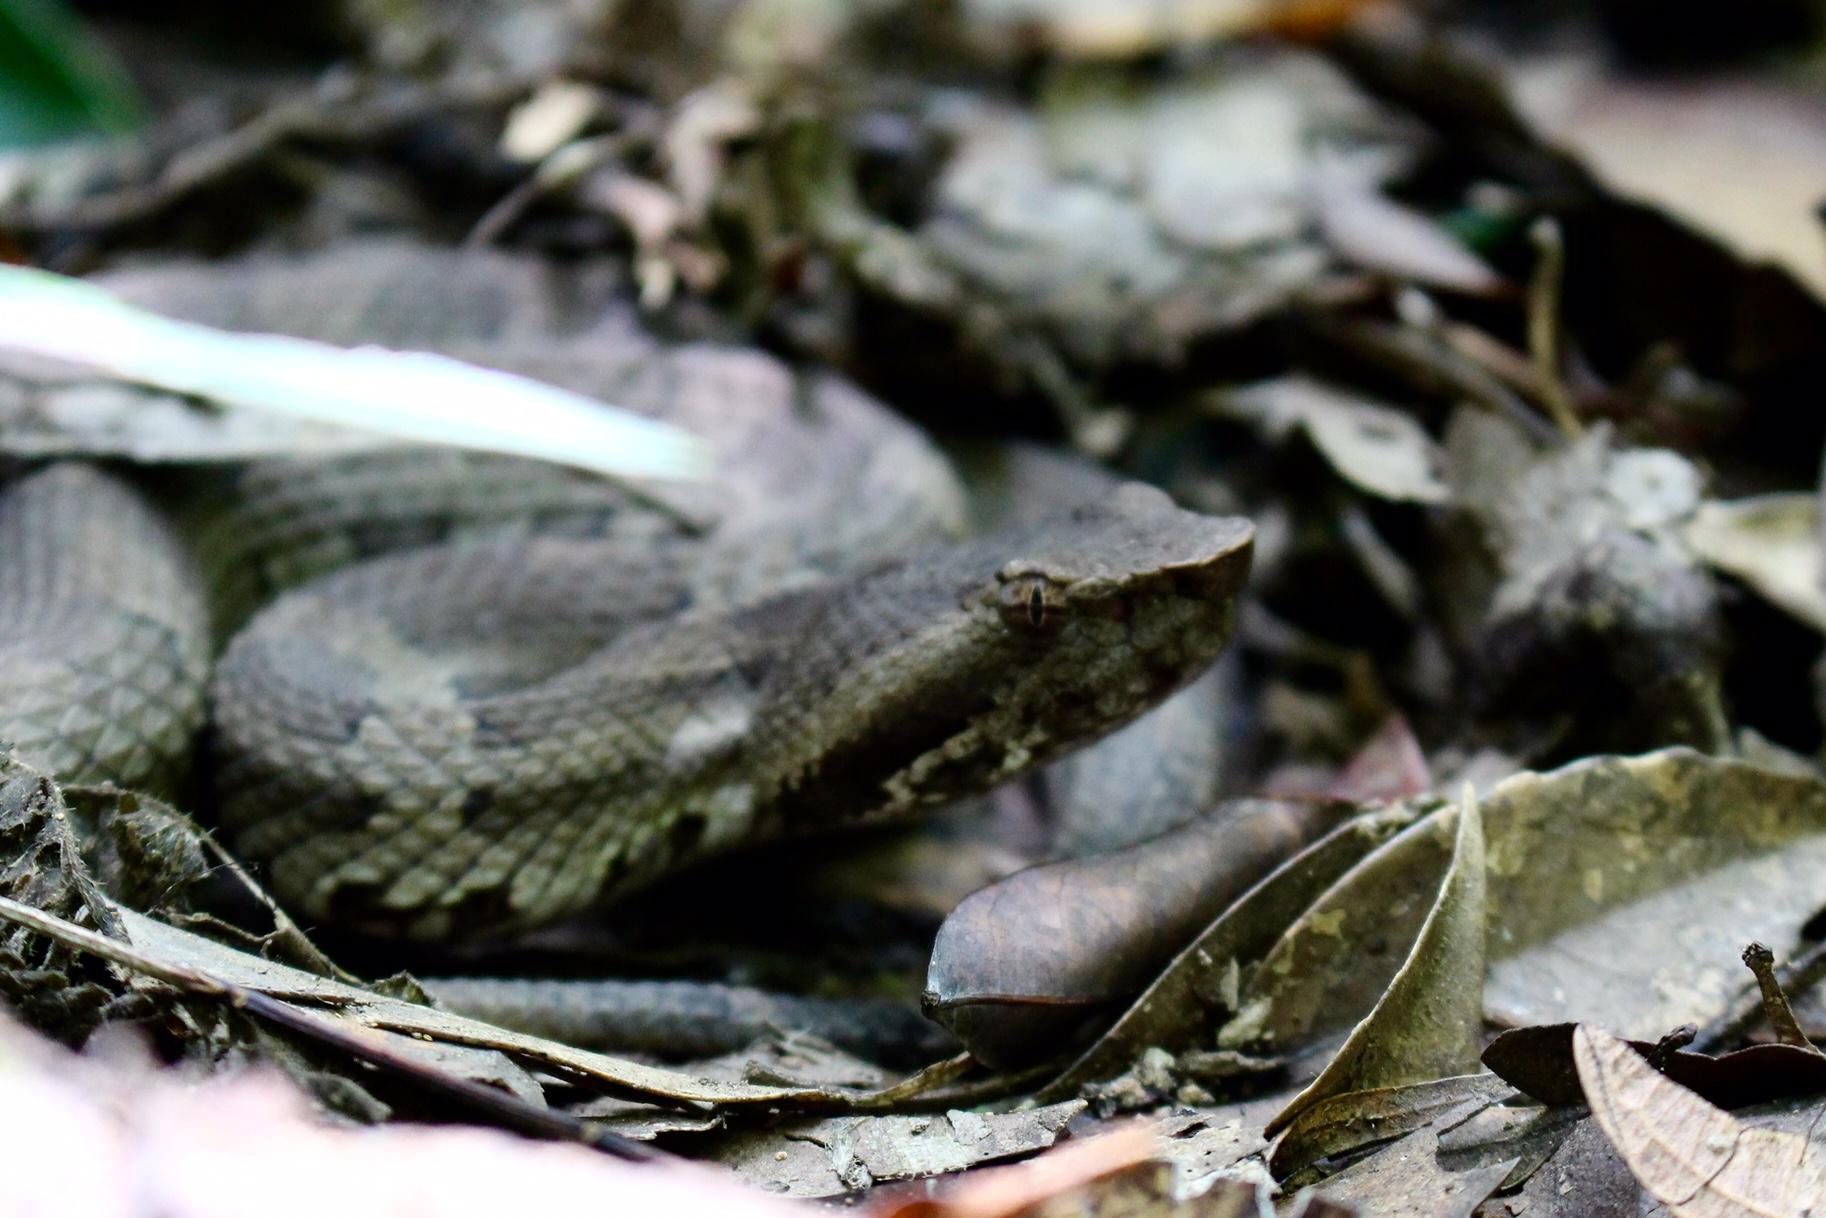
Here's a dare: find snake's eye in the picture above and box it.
[998,576,1066,635]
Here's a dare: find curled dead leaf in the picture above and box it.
[1041,801,1421,1100]
[1574,1024,1826,1216]
[925,801,1339,1068]
[1266,786,1487,1140]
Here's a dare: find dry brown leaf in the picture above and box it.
[1512,66,1826,305]
[1294,1128,1514,1218]
[1269,1073,1513,1181]
[1266,787,1486,1137]
[1221,376,1449,504]
[871,1126,1158,1218]
[713,1102,1089,1199]
[1683,495,1826,632]
[1574,1025,1826,1217]
[1326,714,1432,804]
[1041,803,1421,1099]
[1221,752,1826,1054]
[926,801,1337,1068]
[1313,172,1505,297]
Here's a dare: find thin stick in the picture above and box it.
[1526,217,1584,439]
[0,894,658,1161]
[1695,937,1826,1053]
[1743,942,1817,1050]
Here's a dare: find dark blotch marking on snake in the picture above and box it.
[461,786,496,827]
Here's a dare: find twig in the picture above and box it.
[1526,216,1584,439]
[0,894,659,1161]
[1293,311,1563,446]
[1743,942,1817,1050]
[1694,937,1826,1053]
[0,75,533,237]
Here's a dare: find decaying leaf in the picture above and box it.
[0,753,124,1040]
[1575,1024,1826,1216]
[108,908,909,1110]
[1218,810,1451,1055]
[1512,65,1826,306]
[926,801,1340,1068]
[850,47,1405,389]
[1040,802,1423,1098]
[868,1126,1158,1218]
[1291,1128,1515,1218]
[1683,494,1826,631]
[1266,787,1487,1137]
[1223,751,1826,1056]
[1152,1107,1277,1196]
[1268,1073,1514,1182]
[1325,714,1432,805]
[1489,1115,1643,1216]
[1441,412,1725,750]
[713,1101,1088,1198]
[1218,376,1450,505]
[1313,169,1506,297]
[1486,1022,1826,1113]
[1433,1099,1581,1194]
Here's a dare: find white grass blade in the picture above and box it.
[0,263,708,480]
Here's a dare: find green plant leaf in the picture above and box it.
[0,0,140,147]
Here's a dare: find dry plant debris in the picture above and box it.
[4,0,1826,1213]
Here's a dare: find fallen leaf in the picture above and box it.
[1433,1100,1581,1193]
[1221,751,1826,1054]
[1040,802,1421,1099]
[1221,376,1450,504]
[1326,714,1432,804]
[1269,1073,1514,1181]
[1512,65,1826,306]
[1313,171,1506,297]
[868,1124,1156,1217]
[1683,494,1826,631]
[926,801,1340,1068]
[1484,1024,1826,1112]
[1440,414,1724,750]
[713,1101,1089,1199]
[1488,1115,1642,1216]
[1574,1024,1826,1216]
[1292,1128,1515,1218]
[1267,787,1487,1137]
[904,51,1397,372]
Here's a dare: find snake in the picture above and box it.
[0,241,1254,942]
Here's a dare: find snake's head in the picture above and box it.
[983,483,1253,637]
[757,482,1253,827]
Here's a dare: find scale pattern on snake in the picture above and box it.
[0,242,1254,940]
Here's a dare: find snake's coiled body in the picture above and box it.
[0,243,1253,940]
[0,464,210,790]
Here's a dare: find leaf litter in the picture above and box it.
[12,1,1826,1213]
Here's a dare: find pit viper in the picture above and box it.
[0,242,1253,940]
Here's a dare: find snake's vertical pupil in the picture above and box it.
[1027,583,1045,629]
